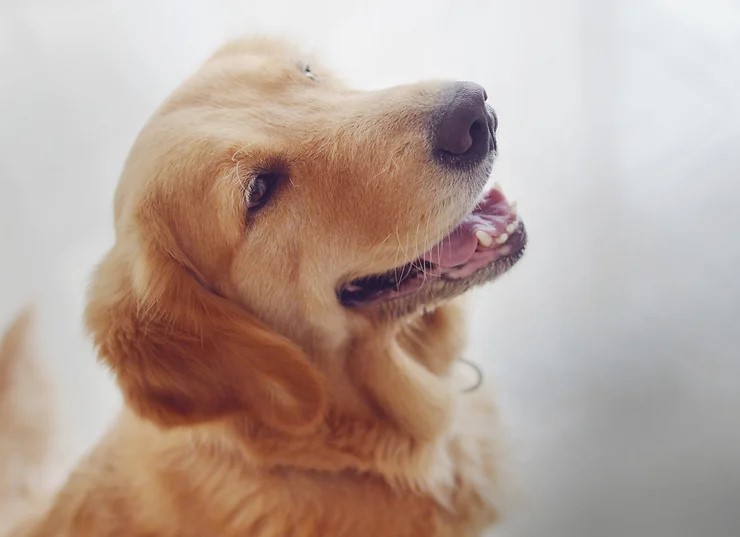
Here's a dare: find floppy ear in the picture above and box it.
[85,244,326,435]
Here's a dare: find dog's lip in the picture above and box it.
[337,184,524,308]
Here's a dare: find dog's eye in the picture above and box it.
[246,173,277,210]
[302,63,316,80]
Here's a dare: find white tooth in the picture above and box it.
[493,182,502,192]
[509,201,518,214]
[475,230,494,247]
[495,233,509,245]
[506,223,517,234]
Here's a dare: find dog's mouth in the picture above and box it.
[338,185,526,311]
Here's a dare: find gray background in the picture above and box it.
[1,0,739,535]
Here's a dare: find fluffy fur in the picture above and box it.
[0,311,52,536]
[3,37,509,536]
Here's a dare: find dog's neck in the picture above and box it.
[224,300,469,480]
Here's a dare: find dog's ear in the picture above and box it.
[85,204,325,434]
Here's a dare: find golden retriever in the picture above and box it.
[2,36,526,536]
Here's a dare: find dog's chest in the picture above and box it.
[171,403,501,536]
[172,466,497,537]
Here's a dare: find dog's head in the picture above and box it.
[86,37,525,434]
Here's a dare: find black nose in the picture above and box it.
[432,81,496,167]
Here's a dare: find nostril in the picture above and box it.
[469,119,486,148]
[433,81,493,167]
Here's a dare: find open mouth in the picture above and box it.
[338,184,526,309]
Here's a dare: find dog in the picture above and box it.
[2,36,526,536]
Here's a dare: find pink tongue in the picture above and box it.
[421,221,479,268]
[421,188,512,269]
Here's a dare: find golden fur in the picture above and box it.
[3,37,507,536]
[0,311,52,536]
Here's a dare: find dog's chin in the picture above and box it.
[337,184,527,318]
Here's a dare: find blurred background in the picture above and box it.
[1,0,738,535]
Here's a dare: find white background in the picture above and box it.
[1,1,739,535]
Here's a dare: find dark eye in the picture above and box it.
[302,63,316,80]
[246,173,277,210]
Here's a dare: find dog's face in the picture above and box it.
[88,37,525,433]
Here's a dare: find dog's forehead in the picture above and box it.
[166,40,345,119]
[210,36,305,61]
[203,37,327,84]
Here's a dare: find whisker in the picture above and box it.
[367,231,393,270]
